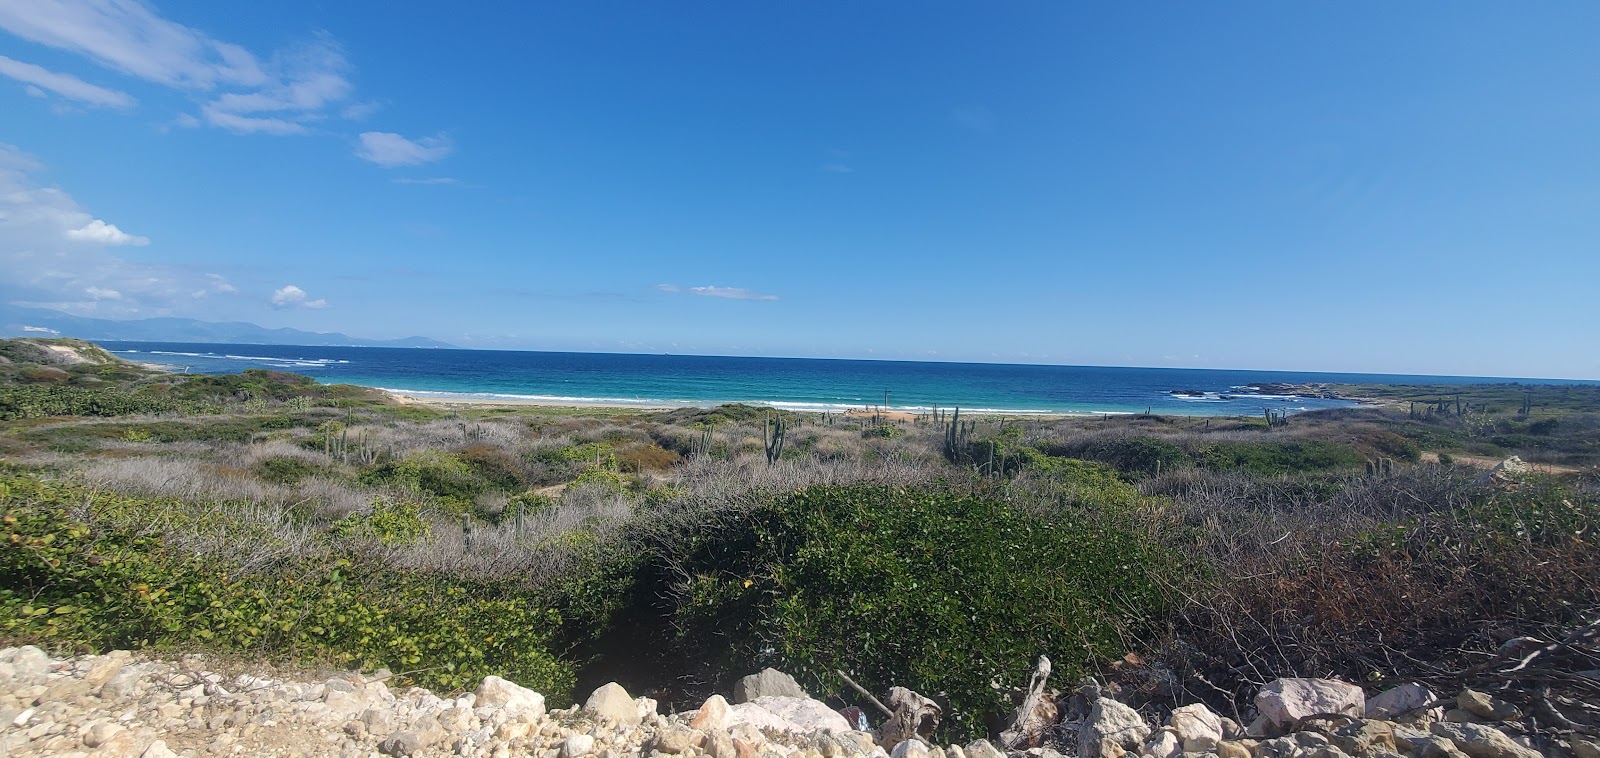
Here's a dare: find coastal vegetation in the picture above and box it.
[1,338,1597,741]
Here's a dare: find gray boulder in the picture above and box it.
[734,668,809,702]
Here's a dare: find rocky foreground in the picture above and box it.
[2,646,1596,758]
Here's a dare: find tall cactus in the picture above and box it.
[764,413,787,466]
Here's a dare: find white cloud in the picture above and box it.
[65,218,149,246]
[0,1,360,136]
[270,284,327,309]
[356,131,453,167]
[190,273,236,299]
[657,284,778,301]
[0,143,229,317]
[0,54,134,108]
[820,162,852,174]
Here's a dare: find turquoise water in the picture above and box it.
[103,341,1592,416]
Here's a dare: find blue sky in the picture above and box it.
[2,2,1597,378]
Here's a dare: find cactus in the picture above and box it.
[943,407,971,462]
[764,413,787,466]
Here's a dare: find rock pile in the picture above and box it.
[4,646,1597,758]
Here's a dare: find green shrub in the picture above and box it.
[0,472,573,698]
[361,450,485,508]
[655,484,1176,739]
[329,498,431,545]
[254,456,322,485]
[860,424,903,440]
[1191,440,1365,475]
[1049,436,1189,475]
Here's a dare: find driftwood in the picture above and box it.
[876,686,942,748]
[836,669,894,719]
[1000,655,1054,749]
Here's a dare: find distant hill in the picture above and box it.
[0,304,457,349]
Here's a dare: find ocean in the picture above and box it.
[99,341,1589,417]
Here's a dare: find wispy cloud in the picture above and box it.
[270,284,328,309]
[0,1,433,147]
[0,54,134,108]
[658,283,778,301]
[391,177,460,185]
[819,162,853,174]
[0,143,233,317]
[357,131,453,167]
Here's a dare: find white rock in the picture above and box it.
[1255,678,1365,729]
[583,682,642,726]
[1078,698,1150,758]
[1168,703,1223,752]
[1429,722,1541,758]
[964,740,1006,758]
[1368,682,1442,721]
[727,695,852,735]
[562,734,596,758]
[636,696,659,722]
[474,676,546,719]
[142,740,178,758]
[891,739,935,758]
[1145,728,1181,758]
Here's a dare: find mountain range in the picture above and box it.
[0,304,457,349]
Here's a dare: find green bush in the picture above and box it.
[0,472,573,698]
[0,385,188,420]
[1191,440,1365,475]
[254,456,322,485]
[360,451,485,511]
[656,484,1176,739]
[329,498,432,545]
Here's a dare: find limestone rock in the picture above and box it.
[728,696,852,735]
[1077,698,1149,758]
[1256,678,1365,729]
[1168,703,1223,752]
[891,739,936,758]
[380,731,422,757]
[651,726,698,754]
[1216,741,1252,758]
[1333,719,1398,756]
[1416,736,1472,758]
[1455,690,1519,722]
[475,676,546,718]
[1144,728,1181,758]
[1367,683,1441,722]
[735,669,809,703]
[562,734,596,758]
[141,740,178,758]
[1570,741,1600,758]
[690,694,733,731]
[965,740,1006,758]
[584,682,642,726]
[1429,722,1540,758]
[82,720,125,748]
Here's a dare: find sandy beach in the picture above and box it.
[384,391,678,411]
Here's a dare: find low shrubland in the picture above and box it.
[2,339,1597,740]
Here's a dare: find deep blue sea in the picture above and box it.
[100,342,1593,416]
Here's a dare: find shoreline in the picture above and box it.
[385,391,680,411]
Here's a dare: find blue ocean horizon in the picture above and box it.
[101,341,1595,417]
